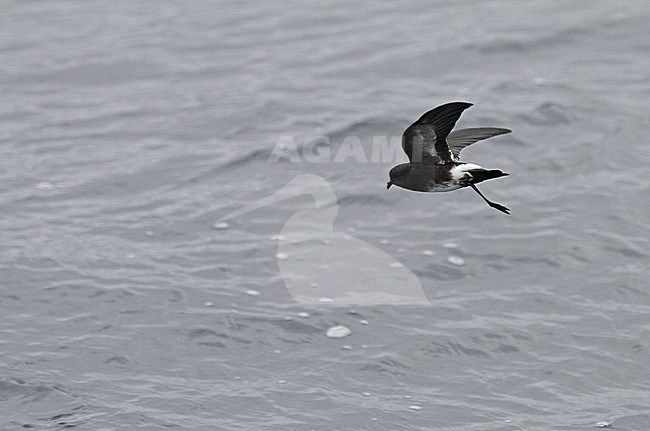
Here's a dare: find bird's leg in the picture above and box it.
[470,184,510,215]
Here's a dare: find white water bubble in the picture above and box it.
[245,289,260,296]
[408,405,422,411]
[379,239,390,245]
[275,252,289,260]
[298,312,310,318]
[421,250,435,256]
[318,297,333,304]
[35,181,54,191]
[390,262,404,268]
[213,221,229,230]
[326,325,351,339]
[596,422,611,428]
[447,255,465,266]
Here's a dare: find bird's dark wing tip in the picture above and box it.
[444,101,473,111]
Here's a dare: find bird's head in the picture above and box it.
[387,163,410,190]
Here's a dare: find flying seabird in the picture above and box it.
[387,102,512,214]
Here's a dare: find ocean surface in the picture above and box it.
[1,1,649,430]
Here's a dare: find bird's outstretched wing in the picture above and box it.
[447,127,512,161]
[401,102,472,164]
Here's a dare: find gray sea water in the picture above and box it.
[2,1,650,430]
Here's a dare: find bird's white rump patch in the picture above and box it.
[450,163,483,180]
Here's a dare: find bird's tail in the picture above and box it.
[468,169,509,184]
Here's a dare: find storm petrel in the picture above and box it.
[387,102,511,214]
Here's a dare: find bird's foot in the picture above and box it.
[489,202,510,215]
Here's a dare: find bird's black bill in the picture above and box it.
[470,184,510,215]
[386,181,392,190]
